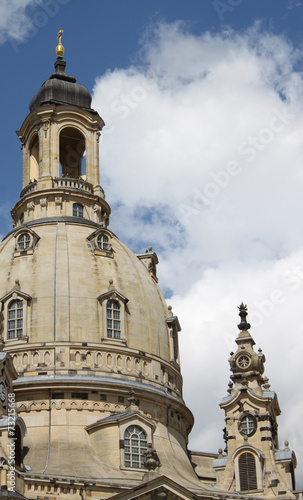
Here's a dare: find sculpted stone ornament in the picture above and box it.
[237,302,251,331]
[143,443,161,470]
[127,388,139,409]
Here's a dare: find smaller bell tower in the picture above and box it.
[213,303,297,498]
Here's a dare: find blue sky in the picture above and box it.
[1,0,303,230]
[0,0,303,223]
[1,0,303,488]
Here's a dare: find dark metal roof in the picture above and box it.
[29,59,92,112]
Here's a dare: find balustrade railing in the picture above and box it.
[53,177,94,193]
[20,177,94,198]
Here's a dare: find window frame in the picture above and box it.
[106,299,121,339]
[239,414,257,437]
[98,290,128,344]
[0,290,31,344]
[7,299,24,340]
[17,233,31,250]
[124,425,148,469]
[234,447,264,491]
[87,229,113,257]
[119,416,154,471]
[14,424,23,468]
[73,203,84,218]
[97,234,110,251]
[13,228,39,257]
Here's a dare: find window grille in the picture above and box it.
[73,203,84,217]
[17,233,30,250]
[124,425,147,468]
[240,415,256,436]
[97,234,109,250]
[8,300,23,339]
[106,300,120,338]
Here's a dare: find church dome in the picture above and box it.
[29,59,93,112]
[0,33,198,492]
[0,220,182,397]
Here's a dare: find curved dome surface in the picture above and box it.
[0,219,181,397]
[0,222,168,351]
[29,59,92,112]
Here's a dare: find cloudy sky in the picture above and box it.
[1,0,303,489]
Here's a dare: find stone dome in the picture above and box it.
[0,48,198,492]
[29,59,93,112]
[0,219,182,399]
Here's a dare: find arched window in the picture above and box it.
[29,134,39,182]
[239,452,257,491]
[106,300,120,339]
[124,425,147,468]
[97,234,109,250]
[73,203,84,217]
[14,425,22,467]
[59,127,86,178]
[8,300,23,339]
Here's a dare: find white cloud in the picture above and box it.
[92,22,303,487]
[0,0,42,45]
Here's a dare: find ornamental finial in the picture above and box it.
[237,302,251,331]
[56,29,64,59]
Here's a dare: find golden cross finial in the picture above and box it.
[56,29,64,58]
[57,29,63,44]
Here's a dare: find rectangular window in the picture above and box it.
[52,392,65,399]
[71,392,88,400]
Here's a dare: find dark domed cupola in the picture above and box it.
[29,29,93,112]
[29,59,92,112]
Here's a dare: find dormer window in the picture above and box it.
[124,425,147,468]
[73,203,84,217]
[98,289,128,344]
[1,289,31,343]
[97,234,109,251]
[87,229,113,257]
[17,233,30,250]
[14,228,39,257]
[106,300,121,339]
[8,300,23,339]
